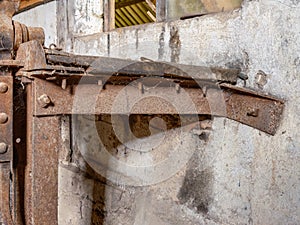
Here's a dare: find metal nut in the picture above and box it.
[38,94,52,108]
[0,143,8,154]
[0,82,8,93]
[0,113,8,124]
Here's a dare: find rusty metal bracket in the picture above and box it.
[13,40,284,135]
[0,76,13,163]
[29,76,284,135]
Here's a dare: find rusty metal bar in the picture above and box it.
[31,77,284,135]
[30,117,59,225]
[25,82,59,224]
[0,163,13,225]
[0,75,13,225]
[0,76,13,163]
[16,41,240,84]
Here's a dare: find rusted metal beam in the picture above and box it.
[0,76,13,163]
[28,117,60,225]
[18,41,240,84]
[25,82,59,224]
[0,163,14,225]
[30,77,284,135]
[13,41,284,135]
[0,75,13,225]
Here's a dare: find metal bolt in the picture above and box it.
[0,113,8,124]
[38,94,52,108]
[0,143,8,154]
[0,82,8,93]
[247,109,259,117]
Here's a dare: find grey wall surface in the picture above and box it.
[16,0,300,224]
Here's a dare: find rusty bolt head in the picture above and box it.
[0,82,8,93]
[0,143,8,154]
[38,94,52,108]
[0,113,8,124]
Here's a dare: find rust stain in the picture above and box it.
[169,26,181,63]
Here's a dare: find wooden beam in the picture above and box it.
[104,0,115,31]
[115,0,144,9]
[145,0,156,12]
[156,0,165,22]
[18,0,54,12]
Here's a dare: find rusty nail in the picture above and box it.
[0,113,8,124]
[61,79,67,90]
[38,94,52,108]
[0,143,8,154]
[175,83,181,93]
[247,109,259,117]
[0,82,8,93]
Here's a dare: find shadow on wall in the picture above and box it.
[71,114,213,224]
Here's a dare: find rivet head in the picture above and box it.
[0,82,8,93]
[38,94,52,108]
[0,113,8,124]
[0,143,8,154]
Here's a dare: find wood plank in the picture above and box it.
[18,0,53,12]
[145,0,156,12]
[156,0,165,22]
[115,0,144,9]
[104,0,115,31]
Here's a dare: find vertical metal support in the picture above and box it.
[0,76,13,225]
[0,163,13,225]
[24,83,60,225]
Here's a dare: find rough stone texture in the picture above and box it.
[13,1,57,47]
[16,0,300,224]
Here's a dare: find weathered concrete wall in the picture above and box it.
[13,1,57,47]
[62,0,300,224]
[15,0,300,224]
